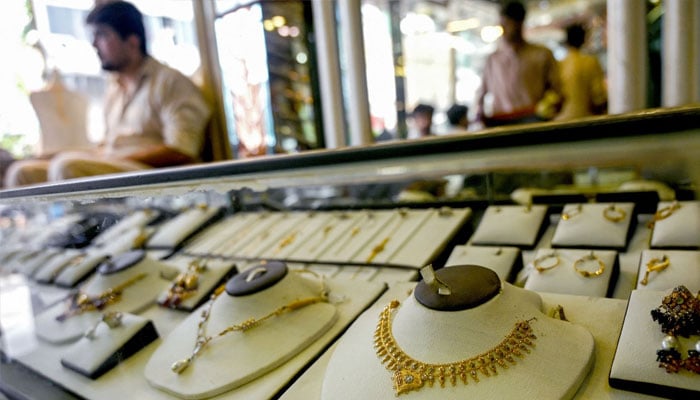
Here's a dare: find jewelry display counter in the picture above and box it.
[1,107,699,399]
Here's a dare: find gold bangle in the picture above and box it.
[573,252,605,278]
[533,251,560,273]
[603,204,626,223]
[639,255,670,286]
[561,204,582,221]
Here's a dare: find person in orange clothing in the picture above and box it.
[474,1,562,127]
[554,24,607,121]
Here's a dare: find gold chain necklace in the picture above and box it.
[171,270,329,374]
[374,300,537,396]
[56,272,148,322]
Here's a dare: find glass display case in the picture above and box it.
[0,106,698,399]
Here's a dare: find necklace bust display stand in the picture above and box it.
[35,250,177,344]
[321,265,595,399]
[145,261,338,399]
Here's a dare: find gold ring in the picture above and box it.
[561,204,582,221]
[640,255,670,286]
[603,204,626,223]
[573,252,605,278]
[533,251,560,273]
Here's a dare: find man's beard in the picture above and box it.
[100,57,126,72]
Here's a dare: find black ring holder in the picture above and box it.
[414,265,501,311]
[97,250,146,275]
[225,260,288,297]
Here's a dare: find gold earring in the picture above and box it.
[573,251,605,278]
[640,255,670,286]
[533,251,560,273]
[561,204,582,221]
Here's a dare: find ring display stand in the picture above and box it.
[53,251,111,288]
[35,251,177,344]
[524,248,618,297]
[609,289,700,398]
[146,206,224,252]
[649,201,700,249]
[444,245,521,281]
[470,205,548,248]
[551,203,635,250]
[156,255,237,311]
[634,250,700,292]
[60,312,158,379]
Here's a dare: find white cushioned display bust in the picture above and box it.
[321,265,595,400]
[145,261,338,399]
[35,250,177,344]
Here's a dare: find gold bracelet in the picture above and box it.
[561,204,582,220]
[639,255,670,286]
[573,252,605,278]
[603,204,627,223]
[533,251,560,273]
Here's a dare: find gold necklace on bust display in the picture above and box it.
[374,300,537,396]
[56,272,148,321]
[170,269,329,374]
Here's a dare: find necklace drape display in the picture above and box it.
[171,271,329,374]
[374,300,537,396]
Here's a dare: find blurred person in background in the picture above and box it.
[5,1,210,188]
[409,103,435,138]
[474,1,562,127]
[554,23,607,121]
[446,104,469,132]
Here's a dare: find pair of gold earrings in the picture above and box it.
[561,204,627,223]
[533,251,605,278]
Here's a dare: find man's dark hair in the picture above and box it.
[446,104,469,125]
[566,24,586,49]
[87,1,147,55]
[412,103,434,117]
[501,1,526,23]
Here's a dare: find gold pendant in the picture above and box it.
[393,369,424,395]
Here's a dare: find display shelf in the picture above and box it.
[0,107,699,400]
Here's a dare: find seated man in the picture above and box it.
[5,1,211,188]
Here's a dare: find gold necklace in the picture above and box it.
[56,272,148,322]
[171,270,329,374]
[374,300,537,396]
[159,259,208,308]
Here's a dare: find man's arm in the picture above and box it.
[474,61,491,125]
[124,143,196,168]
